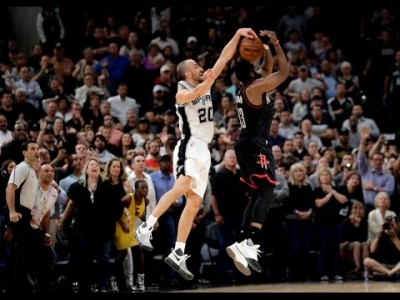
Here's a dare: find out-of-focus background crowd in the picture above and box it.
[1,4,400,292]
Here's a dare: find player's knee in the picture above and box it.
[186,194,202,212]
[169,184,189,199]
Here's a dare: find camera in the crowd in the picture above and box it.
[383,216,398,231]
[60,133,77,155]
[383,222,392,231]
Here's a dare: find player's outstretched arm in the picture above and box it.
[212,28,258,78]
[258,44,274,77]
[251,30,289,92]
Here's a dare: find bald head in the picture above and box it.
[272,145,282,160]
[39,163,55,183]
[224,149,236,160]
[176,60,191,80]
[224,149,237,169]
[40,163,52,170]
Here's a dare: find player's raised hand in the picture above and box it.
[237,28,258,39]
[259,30,278,44]
[203,69,215,80]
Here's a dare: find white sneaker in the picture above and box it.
[239,239,262,273]
[133,273,145,291]
[134,222,153,251]
[164,249,194,280]
[109,276,119,292]
[226,242,251,276]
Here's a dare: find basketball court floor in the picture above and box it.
[169,281,400,293]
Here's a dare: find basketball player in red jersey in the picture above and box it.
[226,30,289,276]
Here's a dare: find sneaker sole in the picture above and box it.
[134,232,153,251]
[246,258,262,273]
[226,246,251,276]
[164,256,194,280]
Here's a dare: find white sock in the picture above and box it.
[145,215,158,228]
[174,242,186,255]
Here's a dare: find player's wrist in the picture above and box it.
[273,40,279,45]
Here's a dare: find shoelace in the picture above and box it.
[178,253,191,264]
[139,227,153,240]
[241,241,262,258]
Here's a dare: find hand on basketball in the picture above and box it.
[237,28,258,39]
[259,30,278,44]
[263,44,270,51]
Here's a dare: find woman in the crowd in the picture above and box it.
[340,201,369,280]
[103,157,132,292]
[335,170,364,220]
[132,118,154,149]
[60,158,125,293]
[367,191,396,243]
[283,163,314,281]
[313,167,347,281]
[116,133,136,159]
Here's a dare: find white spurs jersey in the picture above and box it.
[176,80,214,144]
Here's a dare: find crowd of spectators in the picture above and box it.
[1,5,400,292]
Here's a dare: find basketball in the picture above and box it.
[239,37,264,62]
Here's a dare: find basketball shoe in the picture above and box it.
[134,222,154,251]
[239,239,262,273]
[226,242,251,276]
[164,249,194,280]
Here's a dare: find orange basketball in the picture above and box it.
[239,37,264,62]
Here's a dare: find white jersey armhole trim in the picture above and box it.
[177,80,192,107]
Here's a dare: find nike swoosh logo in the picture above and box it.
[172,252,181,260]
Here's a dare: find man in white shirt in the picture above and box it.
[150,28,180,57]
[13,67,43,109]
[128,154,156,221]
[74,73,105,105]
[93,134,115,169]
[341,104,380,138]
[278,110,300,140]
[284,65,325,100]
[107,82,139,126]
[0,114,12,147]
[29,163,58,292]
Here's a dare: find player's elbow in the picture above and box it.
[279,65,289,78]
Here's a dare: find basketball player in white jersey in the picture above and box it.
[135,27,258,280]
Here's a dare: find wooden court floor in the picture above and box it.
[170,281,400,293]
